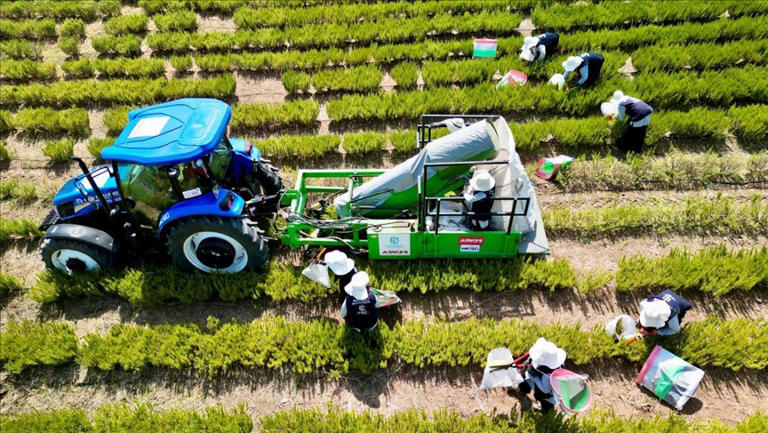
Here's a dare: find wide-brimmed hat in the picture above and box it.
[344,271,369,300]
[469,170,495,192]
[612,90,625,102]
[529,338,567,370]
[639,298,672,328]
[325,250,354,275]
[522,36,538,50]
[562,56,582,72]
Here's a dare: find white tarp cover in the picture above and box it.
[637,345,705,411]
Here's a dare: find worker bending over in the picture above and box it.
[520,32,559,62]
[562,53,604,88]
[638,290,692,337]
[515,338,566,413]
[325,250,358,299]
[464,170,496,230]
[341,271,379,333]
[611,90,653,153]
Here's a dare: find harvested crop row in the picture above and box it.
[0,403,251,433]
[0,75,235,108]
[2,315,765,375]
[29,247,768,305]
[147,12,523,53]
[556,151,768,192]
[543,193,768,239]
[533,0,768,32]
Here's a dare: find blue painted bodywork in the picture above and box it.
[158,187,245,233]
[228,137,261,181]
[101,98,232,166]
[53,165,131,219]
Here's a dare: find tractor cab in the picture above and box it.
[41,98,279,275]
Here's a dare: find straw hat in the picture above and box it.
[562,56,582,72]
[325,250,354,275]
[529,338,567,370]
[469,170,495,192]
[639,299,672,328]
[345,271,370,300]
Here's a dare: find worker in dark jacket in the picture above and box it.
[325,250,358,299]
[520,32,559,62]
[463,170,496,230]
[638,290,692,337]
[609,90,653,153]
[516,338,566,413]
[563,53,605,88]
[341,271,379,333]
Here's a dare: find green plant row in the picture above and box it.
[261,408,768,433]
[41,138,75,163]
[61,57,166,79]
[560,15,768,52]
[532,0,768,32]
[543,193,768,240]
[0,218,43,243]
[0,75,235,108]
[60,18,86,38]
[0,403,252,433]
[633,39,768,72]
[91,34,143,57]
[11,107,90,137]
[147,12,523,53]
[326,66,768,122]
[281,65,382,94]
[2,314,766,376]
[0,180,37,204]
[138,0,254,15]
[152,9,198,32]
[0,19,56,40]
[0,40,41,60]
[557,151,768,193]
[0,271,22,298]
[233,1,512,29]
[229,99,319,131]
[29,246,767,307]
[0,59,56,81]
[0,0,120,21]
[103,12,148,36]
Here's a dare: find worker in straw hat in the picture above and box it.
[638,290,692,337]
[519,32,560,62]
[514,338,566,413]
[324,250,358,299]
[602,90,653,154]
[340,271,379,333]
[562,52,605,88]
[463,170,496,230]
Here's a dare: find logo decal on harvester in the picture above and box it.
[458,236,484,253]
[379,233,410,256]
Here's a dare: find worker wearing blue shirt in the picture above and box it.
[638,290,692,337]
[562,53,605,88]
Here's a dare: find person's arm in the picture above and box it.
[657,315,680,336]
[617,104,626,121]
[576,64,589,85]
[340,300,348,318]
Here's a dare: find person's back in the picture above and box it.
[639,290,691,336]
[341,271,379,332]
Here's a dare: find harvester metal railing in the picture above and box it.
[417,114,500,148]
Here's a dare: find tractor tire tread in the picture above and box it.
[40,237,113,273]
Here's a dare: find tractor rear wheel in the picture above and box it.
[166,216,267,273]
[41,238,112,275]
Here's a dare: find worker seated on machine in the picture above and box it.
[463,170,496,231]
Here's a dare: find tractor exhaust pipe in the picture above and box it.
[71,156,111,214]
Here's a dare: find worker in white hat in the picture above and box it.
[602,90,653,153]
[562,52,605,88]
[515,338,566,413]
[340,271,379,333]
[324,250,358,299]
[519,32,559,62]
[464,170,496,230]
[638,290,692,337]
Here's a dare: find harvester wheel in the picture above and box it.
[166,216,267,273]
[40,238,112,274]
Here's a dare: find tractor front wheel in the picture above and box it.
[41,238,112,274]
[166,217,267,273]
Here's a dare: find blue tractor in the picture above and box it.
[40,98,283,274]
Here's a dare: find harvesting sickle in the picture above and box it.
[40,100,548,275]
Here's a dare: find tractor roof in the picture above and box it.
[100,98,231,166]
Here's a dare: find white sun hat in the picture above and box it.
[325,250,354,275]
[344,271,370,300]
[469,170,496,192]
[529,338,567,370]
[612,90,625,102]
[522,36,538,51]
[601,101,619,117]
[562,56,582,72]
[639,298,672,328]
